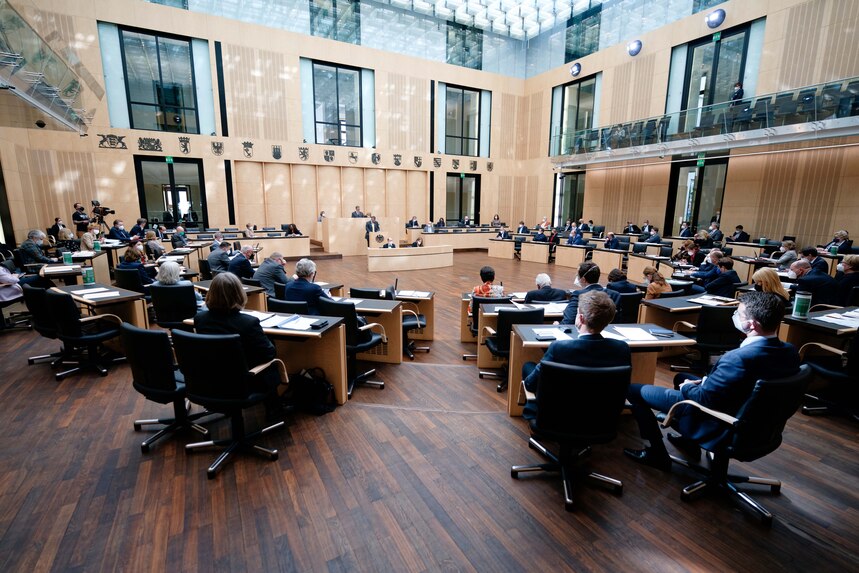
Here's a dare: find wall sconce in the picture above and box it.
[706,9,726,29]
[626,40,642,57]
[569,62,581,77]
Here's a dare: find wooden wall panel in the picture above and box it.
[821,0,859,82]
[385,170,407,231]
[405,171,427,223]
[316,166,341,223]
[341,168,364,217]
[527,93,542,160]
[364,169,386,216]
[263,163,292,225]
[497,175,513,225]
[583,160,670,235]
[222,45,290,141]
[290,164,318,235]
[515,96,529,160]
[498,94,517,160]
[384,73,428,151]
[233,161,265,226]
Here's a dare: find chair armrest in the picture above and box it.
[80,313,123,326]
[248,358,289,383]
[522,380,536,401]
[402,309,420,320]
[359,322,387,343]
[809,304,841,312]
[400,301,421,313]
[672,320,697,332]
[661,399,738,428]
[799,341,847,360]
[482,325,497,337]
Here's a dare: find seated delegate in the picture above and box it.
[283,258,331,315]
[154,261,204,308]
[524,273,568,303]
[253,252,292,297]
[561,262,621,324]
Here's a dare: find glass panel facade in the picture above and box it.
[310,0,360,44]
[312,62,362,146]
[137,158,206,228]
[446,22,483,71]
[445,174,478,223]
[552,76,596,155]
[120,29,199,133]
[445,86,480,157]
[556,173,586,227]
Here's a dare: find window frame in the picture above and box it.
[311,60,364,147]
[444,84,481,158]
[553,74,597,156]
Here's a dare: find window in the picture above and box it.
[310,0,360,45]
[312,62,362,146]
[446,174,480,223]
[447,22,482,71]
[120,28,199,134]
[550,75,597,156]
[135,157,207,229]
[445,86,480,157]
[565,3,602,62]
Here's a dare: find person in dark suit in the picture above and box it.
[820,230,851,254]
[462,215,472,227]
[643,227,662,243]
[382,237,397,248]
[351,206,365,218]
[725,225,750,243]
[194,272,281,395]
[708,222,724,242]
[625,292,800,470]
[562,219,574,233]
[730,82,744,105]
[789,260,838,306]
[561,262,621,324]
[283,258,331,315]
[603,232,620,250]
[835,255,859,306]
[48,217,66,240]
[171,226,190,248]
[19,230,57,265]
[411,237,424,247]
[800,246,830,273]
[516,221,529,234]
[606,269,638,294]
[704,259,742,297]
[678,221,693,238]
[566,229,585,245]
[364,215,380,247]
[685,249,722,293]
[253,252,291,297]
[624,221,641,234]
[406,216,420,228]
[522,291,631,420]
[533,229,548,242]
[107,219,131,241]
[640,220,653,234]
[207,241,231,273]
[228,245,255,279]
[496,226,511,240]
[524,273,568,303]
[436,217,446,228]
[154,225,168,241]
[578,219,590,232]
[72,203,90,237]
[130,218,148,239]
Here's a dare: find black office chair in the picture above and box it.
[172,330,286,479]
[480,307,545,393]
[273,281,287,300]
[659,246,673,257]
[462,295,512,360]
[121,323,210,453]
[0,273,29,331]
[22,284,65,366]
[513,236,525,259]
[660,365,813,525]
[632,243,648,254]
[671,306,744,374]
[241,277,262,288]
[511,362,632,511]
[198,259,212,280]
[114,267,150,296]
[149,283,198,331]
[615,291,644,324]
[350,286,430,360]
[799,334,858,421]
[267,298,309,314]
[44,289,125,381]
[658,289,688,299]
[317,297,387,398]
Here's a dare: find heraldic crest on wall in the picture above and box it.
[348,151,358,164]
[98,134,127,150]
[452,159,460,170]
[298,147,309,161]
[211,142,224,156]
[138,137,162,152]
[242,141,254,158]
[393,154,402,166]
[324,149,335,162]
[414,156,422,167]
[272,145,282,160]
[178,137,190,154]
[433,157,441,168]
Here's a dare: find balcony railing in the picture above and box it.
[550,77,859,157]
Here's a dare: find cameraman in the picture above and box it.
[108,219,131,241]
[72,203,90,237]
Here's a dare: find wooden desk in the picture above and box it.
[236,236,310,259]
[396,290,434,341]
[477,303,565,368]
[194,280,267,311]
[41,264,83,285]
[460,293,473,342]
[817,252,844,277]
[315,282,344,297]
[421,229,496,250]
[520,241,551,263]
[507,323,694,416]
[731,256,773,284]
[55,283,149,329]
[725,242,761,259]
[322,217,401,256]
[344,298,403,365]
[488,239,516,259]
[367,245,453,272]
[591,249,625,274]
[554,244,590,268]
[627,253,669,282]
[780,307,858,349]
[72,251,110,285]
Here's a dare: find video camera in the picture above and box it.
[91,200,115,224]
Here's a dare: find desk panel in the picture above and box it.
[488,239,515,259]
[367,245,453,272]
[554,245,589,268]
[520,241,551,263]
[591,249,624,275]
[421,230,495,250]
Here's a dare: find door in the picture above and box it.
[445,174,480,223]
[554,172,585,228]
[666,157,728,235]
[135,157,207,229]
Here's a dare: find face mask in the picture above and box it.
[58,222,64,227]
[93,229,99,235]
[779,246,786,252]
[118,225,125,230]
[78,207,85,212]
[573,277,582,288]
[836,263,844,272]
[787,270,798,280]
[650,231,656,235]
[732,312,750,334]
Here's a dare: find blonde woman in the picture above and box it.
[145,230,165,259]
[769,240,797,270]
[80,223,101,251]
[643,266,673,300]
[752,267,790,304]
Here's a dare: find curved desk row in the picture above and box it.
[367,245,453,272]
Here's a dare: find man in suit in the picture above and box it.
[495,226,511,240]
[726,225,750,243]
[644,227,662,243]
[154,225,168,240]
[228,245,255,279]
[351,206,365,218]
[578,219,590,232]
[364,215,381,246]
[107,219,131,241]
[566,229,586,245]
[253,251,291,297]
[19,229,57,265]
[800,246,830,273]
[708,222,724,242]
[207,241,232,273]
[522,291,631,420]
[606,269,637,294]
[284,258,331,315]
[678,221,693,238]
[516,221,529,234]
[210,232,224,252]
[48,217,66,240]
[789,260,838,306]
[462,215,472,227]
[705,259,742,297]
[624,292,800,470]
[624,221,641,234]
[561,262,621,324]
[524,273,568,303]
[641,220,653,234]
[533,228,548,242]
[130,218,148,239]
[171,226,190,248]
[382,237,397,248]
[604,232,620,250]
[820,230,851,254]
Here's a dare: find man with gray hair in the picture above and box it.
[207,241,232,273]
[227,244,255,279]
[210,231,225,252]
[253,251,291,297]
[171,225,189,248]
[284,258,331,315]
[19,230,57,265]
[524,272,568,303]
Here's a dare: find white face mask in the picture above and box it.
[93,229,99,235]
[573,276,582,288]
[118,225,125,230]
[787,270,798,280]
[732,311,751,334]
[779,246,786,252]
[836,263,844,272]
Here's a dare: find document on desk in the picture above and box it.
[532,327,571,341]
[81,291,121,300]
[277,316,315,331]
[543,302,568,314]
[511,292,527,299]
[243,310,274,322]
[342,298,363,304]
[74,250,96,257]
[70,287,109,295]
[612,327,658,341]
[817,314,859,328]
[397,290,431,298]
[44,265,80,273]
[688,295,738,306]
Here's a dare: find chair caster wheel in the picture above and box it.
[141,443,150,454]
[511,470,519,479]
[133,422,142,431]
[564,501,574,512]
[207,470,217,480]
[496,384,506,393]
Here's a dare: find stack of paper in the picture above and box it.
[44,265,80,273]
[81,291,121,300]
[243,310,273,321]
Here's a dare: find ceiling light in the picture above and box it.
[570,62,581,77]
[706,9,726,29]
[626,39,642,57]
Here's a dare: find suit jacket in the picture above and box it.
[284,277,330,315]
[836,272,859,306]
[207,250,230,273]
[705,269,741,297]
[710,229,724,242]
[19,239,52,264]
[641,224,653,234]
[524,333,631,392]
[193,309,277,385]
[675,337,800,447]
[516,225,529,234]
[561,285,621,324]
[228,253,254,279]
[691,261,718,284]
[579,224,590,232]
[727,231,750,243]
[533,232,548,242]
[108,227,131,241]
[644,233,662,243]
[795,268,838,306]
[524,286,568,304]
[253,258,290,297]
[117,260,153,285]
[364,221,380,238]
[171,233,189,248]
[351,211,365,218]
[808,256,829,273]
[604,237,620,250]
[607,280,638,294]
[72,210,90,232]
[496,231,511,240]
[566,233,585,245]
[679,227,693,238]
[822,239,851,254]
[624,224,641,234]
[130,224,147,238]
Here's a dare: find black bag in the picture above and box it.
[287,367,335,415]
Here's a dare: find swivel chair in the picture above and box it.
[350,286,430,360]
[241,277,262,288]
[672,306,744,374]
[273,281,287,300]
[799,334,858,421]
[480,307,545,393]
[22,284,66,366]
[121,323,210,453]
[172,330,286,478]
[0,263,29,331]
[615,291,644,324]
[149,283,198,331]
[267,298,309,314]
[462,295,512,360]
[114,267,150,296]
[198,259,212,280]
[512,362,632,511]
[660,365,812,525]
[317,297,387,398]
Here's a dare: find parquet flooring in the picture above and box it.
[0,252,857,572]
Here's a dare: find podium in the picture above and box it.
[322,217,401,255]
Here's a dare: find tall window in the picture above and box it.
[312,62,362,146]
[120,28,199,134]
[310,0,360,44]
[446,174,480,223]
[550,75,597,156]
[445,86,480,157]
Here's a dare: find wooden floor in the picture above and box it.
[1,252,857,572]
